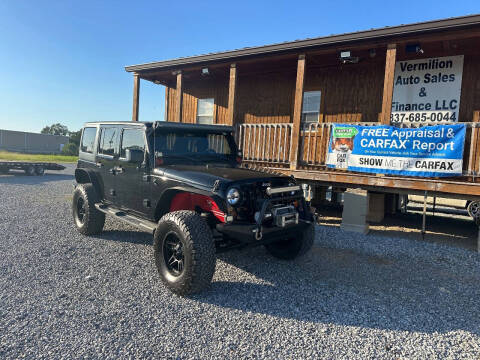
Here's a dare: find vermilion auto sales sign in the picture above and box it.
[391,55,464,124]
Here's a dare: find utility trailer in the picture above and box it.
[0,161,65,176]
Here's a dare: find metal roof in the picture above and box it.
[125,14,480,73]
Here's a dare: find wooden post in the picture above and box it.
[132,74,140,122]
[175,71,183,123]
[473,110,480,122]
[289,54,306,169]
[164,87,169,122]
[380,44,397,124]
[227,63,237,126]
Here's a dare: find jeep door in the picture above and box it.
[96,126,120,204]
[117,127,148,214]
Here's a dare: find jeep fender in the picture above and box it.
[74,168,102,199]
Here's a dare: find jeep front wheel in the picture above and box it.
[154,211,216,296]
[265,224,314,260]
[72,184,105,235]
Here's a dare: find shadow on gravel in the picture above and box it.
[194,244,480,335]
[0,173,74,185]
[95,230,152,246]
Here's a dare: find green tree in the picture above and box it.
[41,123,69,136]
[68,129,82,146]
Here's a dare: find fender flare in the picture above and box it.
[154,186,227,222]
[74,168,102,199]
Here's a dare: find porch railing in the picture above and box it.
[237,121,480,176]
[237,123,293,164]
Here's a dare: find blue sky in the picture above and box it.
[0,0,478,133]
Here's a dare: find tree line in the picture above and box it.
[41,123,81,156]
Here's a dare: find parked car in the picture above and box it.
[72,121,314,295]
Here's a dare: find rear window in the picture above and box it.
[120,129,145,158]
[80,127,97,154]
[98,127,118,156]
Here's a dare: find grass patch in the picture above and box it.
[0,151,78,163]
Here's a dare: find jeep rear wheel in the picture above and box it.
[265,224,314,260]
[72,184,105,235]
[154,211,216,296]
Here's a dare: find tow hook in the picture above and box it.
[253,227,263,241]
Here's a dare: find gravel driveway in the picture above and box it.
[1,164,479,359]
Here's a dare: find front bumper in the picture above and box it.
[216,220,312,244]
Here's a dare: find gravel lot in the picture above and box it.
[1,164,480,359]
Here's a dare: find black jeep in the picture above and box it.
[73,121,314,295]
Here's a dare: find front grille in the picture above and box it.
[234,180,301,222]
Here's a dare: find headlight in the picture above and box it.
[226,188,241,206]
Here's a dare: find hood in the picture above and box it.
[159,164,288,188]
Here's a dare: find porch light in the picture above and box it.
[339,50,359,64]
[406,43,424,54]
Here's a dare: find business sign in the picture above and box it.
[391,55,464,124]
[326,123,466,177]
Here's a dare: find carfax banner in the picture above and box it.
[326,123,466,177]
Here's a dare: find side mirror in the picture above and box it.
[126,148,144,163]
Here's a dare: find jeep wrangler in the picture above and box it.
[73,121,314,295]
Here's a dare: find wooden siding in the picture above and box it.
[304,60,385,123]
[167,76,229,124]
[165,37,480,125]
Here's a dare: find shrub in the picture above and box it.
[62,142,79,156]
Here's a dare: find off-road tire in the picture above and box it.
[35,166,45,176]
[154,210,216,296]
[72,184,105,235]
[25,165,36,176]
[265,224,314,260]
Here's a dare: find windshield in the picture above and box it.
[153,130,236,165]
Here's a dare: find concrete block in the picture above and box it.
[385,193,398,215]
[341,189,369,234]
[368,192,385,223]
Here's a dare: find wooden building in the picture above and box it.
[125,15,480,203]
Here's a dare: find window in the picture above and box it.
[80,127,97,153]
[120,129,145,158]
[155,131,233,157]
[196,98,214,124]
[98,127,118,156]
[302,91,321,124]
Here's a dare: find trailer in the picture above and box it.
[0,161,66,176]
